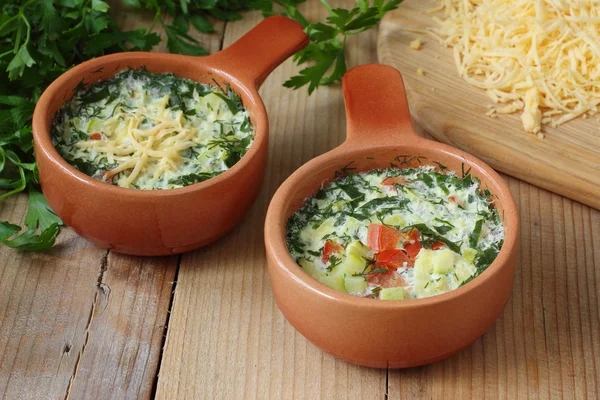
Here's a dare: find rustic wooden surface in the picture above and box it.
[378,0,600,211]
[1,1,599,399]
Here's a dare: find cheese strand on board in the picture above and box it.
[428,0,600,135]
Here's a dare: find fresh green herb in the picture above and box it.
[368,266,388,275]
[469,219,483,248]
[326,254,342,272]
[168,172,219,186]
[0,186,62,251]
[403,223,462,254]
[259,0,403,94]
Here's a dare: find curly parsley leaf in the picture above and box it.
[254,0,403,93]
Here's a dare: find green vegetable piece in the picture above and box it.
[299,258,323,279]
[345,240,370,258]
[334,253,367,276]
[380,287,405,300]
[344,275,367,294]
[318,274,346,292]
[432,248,456,274]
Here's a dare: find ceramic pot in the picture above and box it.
[32,16,308,256]
[264,64,520,368]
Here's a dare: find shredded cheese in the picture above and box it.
[52,70,254,190]
[410,38,423,50]
[428,0,600,134]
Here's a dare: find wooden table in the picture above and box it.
[1,3,599,399]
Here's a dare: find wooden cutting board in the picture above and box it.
[378,1,600,210]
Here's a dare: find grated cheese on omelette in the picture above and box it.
[52,69,254,190]
[427,0,600,134]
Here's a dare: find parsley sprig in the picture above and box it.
[255,0,403,93]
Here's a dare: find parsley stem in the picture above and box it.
[319,0,333,12]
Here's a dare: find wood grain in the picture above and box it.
[64,254,178,400]
[378,1,600,210]
[0,192,106,400]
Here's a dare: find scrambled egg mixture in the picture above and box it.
[52,69,254,190]
[286,166,504,300]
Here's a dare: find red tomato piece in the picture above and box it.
[367,224,403,252]
[322,240,344,263]
[403,228,422,259]
[375,249,412,268]
[381,176,406,186]
[90,132,102,140]
[449,195,465,207]
[366,262,407,288]
[431,241,446,250]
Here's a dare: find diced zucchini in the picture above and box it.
[314,219,335,238]
[455,258,477,282]
[335,253,367,276]
[414,248,435,274]
[383,214,406,227]
[345,240,370,258]
[344,276,367,294]
[432,248,456,274]
[380,286,405,300]
[203,92,229,116]
[319,274,346,292]
[299,258,323,279]
[462,247,478,264]
[87,119,97,131]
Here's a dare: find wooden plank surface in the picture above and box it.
[0,194,106,400]
[0,1,599,399]
[378,0,600,210]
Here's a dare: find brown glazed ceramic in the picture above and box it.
[32,16,308,256]
[264,64,520,368]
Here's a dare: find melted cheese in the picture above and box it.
[428,0,600,134]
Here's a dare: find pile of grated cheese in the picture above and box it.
[427,0,600,136]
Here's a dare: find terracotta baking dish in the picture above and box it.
[32,16,308,256]
[264,64,519,368]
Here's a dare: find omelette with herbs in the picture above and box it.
[286,165,504,300]
[52,69,254,190]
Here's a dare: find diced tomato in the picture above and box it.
[366,262,407,288]
[375,249,412,268]
[367,224,403,252]
[381,176,406,186]
[322,240,343,263]
[403,228,422,259]
[90,132,102,140]
[431,241,446,250]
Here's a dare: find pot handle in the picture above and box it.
[206,16,309,89]
[342,64,418,148]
